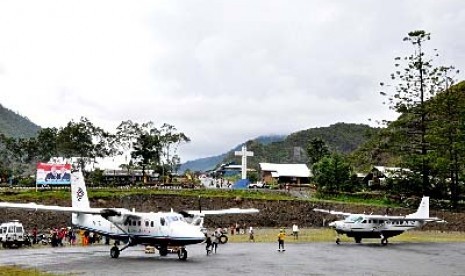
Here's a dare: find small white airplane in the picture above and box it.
[0,170,259,260]
[314,196,444,245]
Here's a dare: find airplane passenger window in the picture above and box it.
[145,221,149,227]
[138,221,141,226]
[132,220,136,226]
[160,217,165,226]
[151,221,154,227]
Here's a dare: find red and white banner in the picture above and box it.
[36,163,72,185]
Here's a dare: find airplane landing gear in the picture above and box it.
[178,248,188,261]
[158,246,169,256]
[380,234,388,246]
[381,237,388,246]
[110,240,132,259]
[335,237,341,245]
[354,237,362,244]
[110,246,120,258]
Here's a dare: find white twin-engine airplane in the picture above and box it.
[314,196,444,245]
[0,171,259,260]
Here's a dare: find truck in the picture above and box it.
[0,220,30,248]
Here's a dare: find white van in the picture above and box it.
[0,220,28,248]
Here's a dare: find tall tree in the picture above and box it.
[117,121,190,183]
[56,117,117,170]
[306,137,330,166]
[313,153,351,193]
[379,30,450,195]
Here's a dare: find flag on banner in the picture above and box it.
[36,163,72,185]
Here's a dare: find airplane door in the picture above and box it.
[159,217,169,237]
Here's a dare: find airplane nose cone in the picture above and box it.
[171,223,205,244]
[328,221,339,228]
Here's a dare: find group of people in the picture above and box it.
[204,228,223,255]
[30,226,77,246]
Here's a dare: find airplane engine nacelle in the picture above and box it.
[100,209,125,224]
[191,215,205,228]
[105,215,126,224]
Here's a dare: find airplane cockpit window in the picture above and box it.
[345,215,364,223]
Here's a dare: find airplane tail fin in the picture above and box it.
[71,170,90,209]
[407,196,429,218]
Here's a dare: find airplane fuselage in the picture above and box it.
[72,211,205,247]
[330,214,426,240]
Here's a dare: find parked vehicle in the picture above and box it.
[249,181,269,189]
[0,220,29,248]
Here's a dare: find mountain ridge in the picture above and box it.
[0,104,41,138]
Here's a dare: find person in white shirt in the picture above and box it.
[249,226,255,242]
[292,224,299,240]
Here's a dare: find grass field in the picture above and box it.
[224,228,465,243]
[0,265,55,276]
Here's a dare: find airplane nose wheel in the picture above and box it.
[110,246,120,258]
[178,248,188,261]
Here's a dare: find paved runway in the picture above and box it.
[0,242,464,275]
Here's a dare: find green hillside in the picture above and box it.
[350,80,465,171]
[0,104,40,138]
[223,123,378,170]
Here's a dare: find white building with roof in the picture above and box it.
[259,163,312,185]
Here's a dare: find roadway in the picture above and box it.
[0,242,464,275]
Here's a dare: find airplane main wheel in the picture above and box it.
[159,247,169,256]
[354,237,362,244]
[178,248,187,261]
[381,238,388,246]
[110,246,120,258]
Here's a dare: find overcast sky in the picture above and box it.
[1,1,464,163]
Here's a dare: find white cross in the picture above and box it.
[235,145,254,179]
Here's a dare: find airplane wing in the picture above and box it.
[313,208,352,217]
[0,202,103,215]
[186,208,259,216]
[0,202,141,220]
